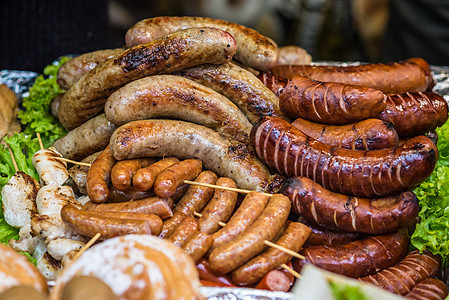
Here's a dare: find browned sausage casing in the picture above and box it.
[110,119,284,193]
[59,27,237,130]
[106,186,155,203]
[378,92,449,136]
[86,145,116,204]
[83,196,173,219]
[154,159,202,199]
[272,58,434,94]
[68,151,101,195]
[279,76,387,124]
[281,176,419,234]
[174,171,217,216]
[360,250,441,296]
[182,232,213,263]
[405,278,449,300]
[210,191,270,251]
[231,222,311,285]
[292,118,399,150]
[255,269,293,292]
[167,216,199,247]
[110,158,155,190]
[292,231,410,278]
[133,157,179,191]
[159,212,187,238]
[304,223,362,247]
[125,16,278,72]
[251,116,438,197]
[208,194,291,275]
[61,205,162,238]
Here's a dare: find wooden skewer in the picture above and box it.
[54,157,92,167]
[280,263,301,279]
[183,180,273,197]
[36,132,44,150]
[193,211,227,227]
[7,145,18,172]
[71,233,101,263]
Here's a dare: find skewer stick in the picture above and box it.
[193,212,227,227]
[7,146,18,172]
[36,132,44,150]
[54,157,92,167]
[183,180,273,197]
[71,233,101,263]
[280,263,301,279]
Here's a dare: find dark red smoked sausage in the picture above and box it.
[292,231,410,278]
[251,116,438,197]
[304,223,362,247]
[405,278,449,300]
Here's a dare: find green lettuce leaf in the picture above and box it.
[328,280,368,300]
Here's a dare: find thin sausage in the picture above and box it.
[159,212,187,238]
[154,159,202,199]
[182,232,213,263]
[133,157,179,191]
[251,116,438,197]
[110,158,155,190]
[360,250,441,296]
[405,278,449,300]
[291,118,399,150]
[254,269,293,292]
[167,216,199,247]
[83,196,173,219]
[174,171,217,216]
[208,194,291,274]
[86,145,116,204]
[106,186,155,203]
[281,176,419,234]
[198,177,238,234]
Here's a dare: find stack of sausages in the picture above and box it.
[47,15,449,296]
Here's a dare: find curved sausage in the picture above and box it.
[304,223,362,247]
[174,171,217,216]
[257,72,288,97]
[173,62,287,124]
[61,205,162,238]
[167,216,199,247]
[208,194,291,274]
[110,119,284,193]
[378,92,448,137]
[133,157,179,191]
[57,48,124,90]
[198,177,238,234]
[405,278,449,300]
[231,222,311,285]
[360,250,441,296]
[292,231,410,278]
[291,118,399,150]
[125,16,278,71]
[255,269,293,292]
[182,232,213,263]
[159,212,187,239]
[281,176,419,234]
[153,159,202,199]
[251,116,438,197]
[52,114,117,161]
[105,75,252,143]
[210,191,270,251]
[110,158,155,191]
[59,27,237,130]
[86,145,116,204]
[278,76,387,124]
[106,186,155,203]
[83,196,173,220]
[272,58,434,94]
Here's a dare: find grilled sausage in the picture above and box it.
[278,45,312,65]
[167,216,199,246]
[360,250,441,295]
[106,186,155,203]
[291,118,399,150]
[279,76,387,124]
[378,92,449,136]
[159,212,187,239]
[173,62,287,124]
[255,269,293,292]
[110,119,283,193]
[32,147,68,186]
[210,191,270,251]
[68,151,101,195]
[110,158,155,191]
[182,232,213,263]
[405,278,449,300]
[57,48,124,90]
[105,75,252,143]
[251,116,438,197]
[231,222,311,285]
[208,194,291,274]
[281,176,419,234]
[153,159,202,199]
[59,27,237,130]
[174,171,217,216]
[125,16,278,71]
[61,205,162,238]
[83,196,173,219]
[133,157,179,191]
[293,231,410,278]
[257,72,288,97]
[86,145,116,204]
[272,57,434,94]
[198,177,238,234]
[304,223,362,247]
[53,114,117,161]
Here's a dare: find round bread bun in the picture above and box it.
[0,244,47,294]
[50,235,202,300]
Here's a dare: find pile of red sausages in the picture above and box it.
[49,15,449,297]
